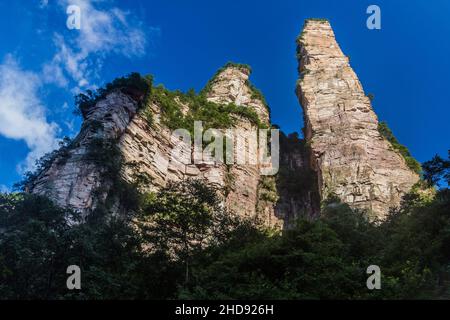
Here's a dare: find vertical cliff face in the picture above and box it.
[29,65,283,227]
[29,91,140,216]
[119,65,282,226]
[296,20,419,219]
[203,66,281,225]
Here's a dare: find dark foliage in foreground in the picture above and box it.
[179,187,450,299]
[1,154,450,299]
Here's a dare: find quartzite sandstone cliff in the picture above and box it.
[296,20,419,219]
[29,65,287,226]
[29,20,420,225]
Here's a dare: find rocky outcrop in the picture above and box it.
[296,20,419,219]
[203,66,279,224]
[205,66,270,124]
[118,65,282,226]
[29,91,139,217]
[30,65,283,227]
[30,20,420,225]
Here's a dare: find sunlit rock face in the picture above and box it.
[30,66,283,227]
[205,66,270,124]
[29,91,139,217]
[118,65,283,227]
[296,20,419,219]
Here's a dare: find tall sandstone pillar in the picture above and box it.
[296,20,419,219]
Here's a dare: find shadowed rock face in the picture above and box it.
[296,20,419,219]
[274,132,321,228]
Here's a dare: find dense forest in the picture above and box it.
[0,149,449,299]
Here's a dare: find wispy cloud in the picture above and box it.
[45,0,156,90]
[0,56,60,172]
[0,0,158,175]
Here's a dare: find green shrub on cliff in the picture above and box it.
[305,18,329,23]
[73,67,266,132]
[378,121,422,174]
[13,136,73,191]
[200,62,270,112]
[149,84,263,131]
[73,72,153,119]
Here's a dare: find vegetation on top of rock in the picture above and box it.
[74,72,153,119]
[378,121,422,174]
[200,62,251,96]
[224,62,252,73]
[297,18,329,44]
[200,62,270,112]
[72,69,266,129]
[305,18,329,23]
[148,84,265,132]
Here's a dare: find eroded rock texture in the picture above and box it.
[29,91,139,217]
[30,21,418,225]
[296,20,419,219]
[30,65,283,227]
[120,65,282,226]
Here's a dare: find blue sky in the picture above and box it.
[0,0,449,190]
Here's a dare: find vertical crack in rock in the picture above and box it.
[296,20,419,219]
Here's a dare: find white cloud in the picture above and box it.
[0,56,59,172]
[43,33,89,88]
[45,0,152,89]
[70,0,147,57]
[64,119,76,134]
[42,58,69,88]
[0,0,156,175]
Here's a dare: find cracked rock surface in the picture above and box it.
[296,20,419,219]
